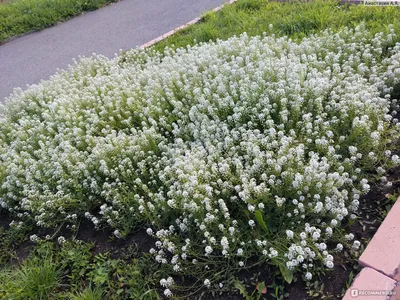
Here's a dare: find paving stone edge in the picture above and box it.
[139,0,238,49]
[344,197,400,299]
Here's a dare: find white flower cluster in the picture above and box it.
[1,25,400,285]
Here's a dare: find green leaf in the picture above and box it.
[256,281,267,295]
[254,210,268,233]
[117,289,124,295]
[279,264,293,284]
[234,280,250,300]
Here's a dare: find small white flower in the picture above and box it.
[312,231,320,241]
[305,272,312,280]
[160,278,167,287]
[164,289,173,297]
[326,227,333,236]
[326,261,334,268]
[30,234,39,242]
[318,243,327,250]
[204,279,211,288]
[205,245,213,255]
[352,240,361,250]
[221,236,229,250]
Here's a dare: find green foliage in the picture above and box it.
[306,280,326,298]
[88,253,119,287]
[58,241,93,288]
[234,279,251,300]
[278,265,293,284]
[69,285,104,300]
[254,210,268,233]
[267,279,288,300]
[68,249,161,299]
[0,0,118,43]
[0,240,161,299]
[116,259,161,300]
[154,0,400,52]
[234,279,268,300]
[0,223,27,267]
[0,252,61,300]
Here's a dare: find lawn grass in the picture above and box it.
[153,0,400,52]
[0,0,118,43]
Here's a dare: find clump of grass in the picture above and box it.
[0,241,162,299]
[0,254,62,299]
[0,0,118,43]
[69,286,104,300]
[153,0,400,52]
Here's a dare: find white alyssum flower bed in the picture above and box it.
[1,25,400,291]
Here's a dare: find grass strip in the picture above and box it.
[0,0,118,43]
[153,0,400,52]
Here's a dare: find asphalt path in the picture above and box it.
[0,0,226,101]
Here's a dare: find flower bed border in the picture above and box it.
[139,0,239,49]
[343,197,400,299]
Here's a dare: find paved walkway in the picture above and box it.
[0,0,226,102]
[343,197,400,299]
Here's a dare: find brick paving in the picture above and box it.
[344,198,400,299]
[343,268,397,300]
[359,199,400,280]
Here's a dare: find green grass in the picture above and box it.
[0,0,118,43]
[69,286,104,300]
[0,254,61,300]
[0,241,162,300]
[153,0,400,52]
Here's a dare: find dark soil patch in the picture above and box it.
[1,211,156,265]
[14,240,35,262]
[286,279,309,300]
[74,219,156,258]
[0,210,13,229]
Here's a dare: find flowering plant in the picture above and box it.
[1,24,400,294]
